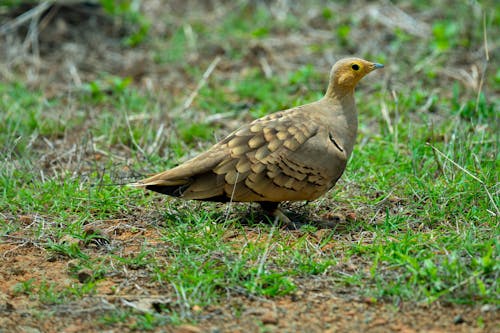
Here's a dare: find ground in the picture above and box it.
[0,229,498,332]
[0,1,498,332]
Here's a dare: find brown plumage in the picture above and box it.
[133,58,384,223]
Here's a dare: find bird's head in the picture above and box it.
[326,57,384,98]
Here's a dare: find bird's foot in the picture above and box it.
[259,202,301,229]
[259,203,353,230]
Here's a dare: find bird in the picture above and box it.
[132,57,384,224]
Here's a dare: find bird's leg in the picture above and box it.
[259,202,293,226]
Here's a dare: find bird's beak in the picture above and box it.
[372,63,384,70]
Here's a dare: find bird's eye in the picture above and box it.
[351,64,360,71]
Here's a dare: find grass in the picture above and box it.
[1,0,499,330]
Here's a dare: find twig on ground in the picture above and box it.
[482,11,490,61]
[380,100,393,134]
[428,124,445,176]
[253,218,278,292]
[475,11,489,113]
[0,1,53,36]
[182,56,221,111]
[54,298,116,314]
[259,56,273,78]
[224,172,239,223]
[427,143,499,216]
[125,113,147,158]
[391,90,399,151]
[148,122,165,155]
[0,236,46,258]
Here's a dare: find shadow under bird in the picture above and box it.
[132,57,384,224]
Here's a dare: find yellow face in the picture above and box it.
[332,58,384,90]
[350,61,362,72]
[349,59,384,74]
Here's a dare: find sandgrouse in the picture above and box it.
[134,58,383,223]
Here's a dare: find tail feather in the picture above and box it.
[145,184,190,197]
[133,171,227,200]
[129,177,191,197]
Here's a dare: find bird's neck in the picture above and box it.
[321,92,358,157]
[323,91,357,121]
[325,83,353,99]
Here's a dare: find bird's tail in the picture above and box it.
[127,182,146,188]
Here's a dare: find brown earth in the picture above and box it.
[0,237,498,333]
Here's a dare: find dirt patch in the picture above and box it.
[1,230,498,333]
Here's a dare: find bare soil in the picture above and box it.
[0,234,498,333]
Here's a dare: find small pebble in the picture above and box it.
[175,325,201,333]
[4,302,14,312]
[261,311,279,325]
[480,304,494,312]
[67,259,79,270]
[18,327,40,333]
[59,234,81,246]
[453,315,465,324]
[77,269,93,283]
[346,212,357,221]
[18,215,34,225]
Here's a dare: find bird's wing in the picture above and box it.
[138,106,347,202]
[224,107,348,202]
